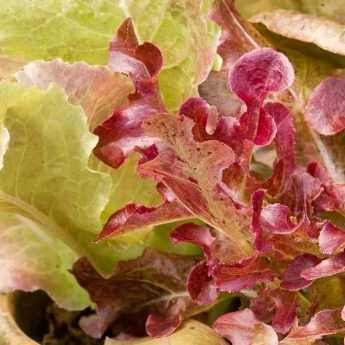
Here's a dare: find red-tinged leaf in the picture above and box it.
[251,289,297,335]
[251,190,269,251]
[281,309,345,344]
[97,202,192,241]
[109,18,163,84]
[229,48,294,104]
[94,19,165,169]
[265,102,296,177]
[281,254,320,290]
[142,114,255,262]
[170,224,215,260]
[319,222,345,255]
[308,161,345,213]
[239,107,277,146]
[302,251,345,281]
[145,314,182,338]
[261,204,297,234]
[179,97,253,169]
[285,170,323,222]
[213,258,275,292]
[306,77,345,136]
[180,97,219,137]
[211,0,263,67]
[254,107,277,146]
[72,249,199,338]
[187,261,218,305]
[213,308,278,345]
[16,59,134,130]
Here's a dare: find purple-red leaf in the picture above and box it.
[94,19,165,169]
[319,222,345,255]
[281,309,345,344]
[213,308,278,345]
[97,202,192,241]
[187,261,218,305]
[229,48,294,104]
[170,224,215,260]
[302,251,345,280]
[72,249,198,338]
[213,258,275,292]
[281,254,320,290]
[251,289,297,335]
[306,77,345,135]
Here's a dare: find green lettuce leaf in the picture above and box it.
[0,0,126,64]
[0,0,219,111]
[15,59,168,260]
[0,82,121,309]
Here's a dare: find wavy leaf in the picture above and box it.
[0,83,116,309]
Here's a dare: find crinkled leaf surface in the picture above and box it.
[0,82,118,309]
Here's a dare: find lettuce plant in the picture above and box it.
[2,1,345,344]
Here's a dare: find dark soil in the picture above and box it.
[13,291,103,345]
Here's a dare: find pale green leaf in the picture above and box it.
[105,320,228,345]
[0,82,119,309]
[0,0,126,64]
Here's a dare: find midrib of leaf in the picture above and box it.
[136,291,189,310]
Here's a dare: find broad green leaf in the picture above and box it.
[0,0,125,64]
[0,82,120,309]
[105,320,228,345]
[15,59,177,262]
[0,213,90,310]
[121,0,220,110]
